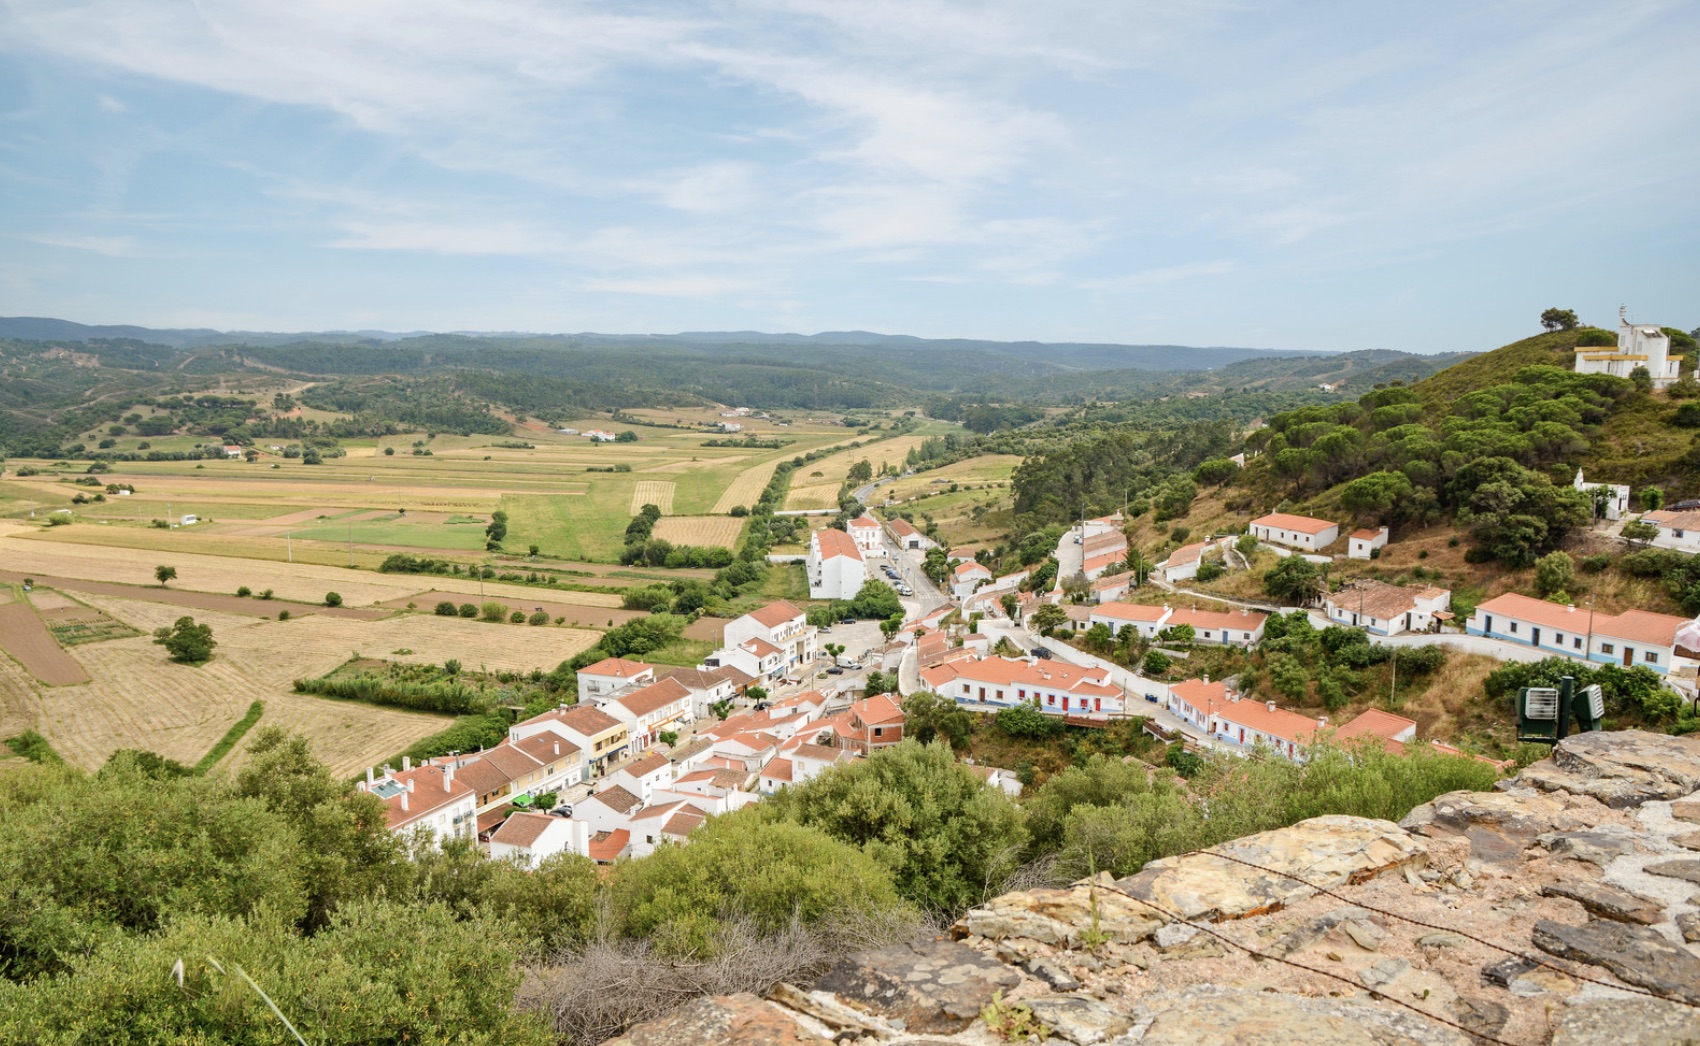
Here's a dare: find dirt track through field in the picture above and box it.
[0,604,89,685]
[0,571,391,621]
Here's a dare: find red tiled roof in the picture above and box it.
[588,829,630,863]
[740,637,783,658]
[587,784,641,813]
[1169,678,1230,717]
[1349,528,1386,540]
[1334,708,1417,743]
[790,743,844,763]
[1593,608,1685,647]
[848,515,880,530]
[747,601,804,629]
[529,704,623,736]
[887,518,919,537]
[489,811,557,848]
[852,692,904,725]
[1472,593,1592,632]
[621,752,671,778]
[763,758,795,782]
[1167,606,1267,633]
[1251,512,1336,535]
[954,561,992,578]
[381,764,474,830]
[579,657,654,680]
[1163,540,1210,566]
[613,677,692,718]
[1094,602,1168,623]
[664,809,708,836]
[1092,571,1135,591]
[1215,696,1323,745]
[1083,551,1123,572]
[813,527,863,562]
[476,803,516,833]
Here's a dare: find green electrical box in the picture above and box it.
[1571,683,1605,734]
[1516,685,1561,743]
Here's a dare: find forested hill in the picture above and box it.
[1237,326,1700,566]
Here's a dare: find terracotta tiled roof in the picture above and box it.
[1644,509,1700,530]
[1472,593,1592,632]
[621,752,671,778]
[1163,541,1210,566]
[1334,708,1417,743]
[613,677,692,718]
[514,733,578,764]
[587,784,641,813]
[667,737,714,764]
[1328,580,1443,622]
[954,561,991,578]
[476,803,516,833]
[657,667,735,692]
[1251,512,1336,535]
[588,829,630,863]
[887,518,919,537]
[1166,606,1267,633]
[748,601,804,629]
[1215,696,1323,745]
[851,692,904,725]
[1169,678,1230,717]
[1083,551,1123,573]
[1593,609,1685,646]
[790,743,844,763]
[664,809,708,836]
[380,764,473,830]
[489,811,557,848]
[452,756,515,798]
[1349,528,1385,540]
[580,657,654,680]
[848,515,880,530]
[537,704,623,736]
[763,758,795,782]
[813,527,863,562]
[1094,602,1169,623]
[1092,571,1135,591]
[740,637,784,658]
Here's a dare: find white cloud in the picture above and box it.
[25,232,136,255]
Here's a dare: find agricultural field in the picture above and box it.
[881,454,1021,501]
[652,515,744,549]
[0,404,901,774]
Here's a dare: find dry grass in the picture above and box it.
[711,459,780,514]
[0,654,39,744]
[784,483,842,511]
[629,481,676,515]
[651,516,744,549]
[1393,652,1505,743]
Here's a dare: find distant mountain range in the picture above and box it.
[0,316,1324,372]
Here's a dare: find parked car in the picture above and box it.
[1145,693,1160,704]
[1031,647,1054,659]
[826,667,844,675]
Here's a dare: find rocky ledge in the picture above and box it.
[606,731,1700,1045]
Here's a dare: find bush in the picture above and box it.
[528,610,549,626]
[996,702,1063,739]
[1142,650,1171,675]
[277,610,291,621]
[459,603,479,618]
[435,601,458,616]
[509,611,526,624]
[1195,560,1225,583]
[235,586,251,597]
[324,592,343,607]
[259,588,274,600]
[1580,553,1612,573]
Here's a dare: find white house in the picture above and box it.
[1574,470,1631,521]
[604,679,694,752]
[950,560,993,600]
[808,527,866,600]
[1088,602,1172,640]
[1466,592,1690,676]
[1573,308,1682,388]
[920,656,1125,718]
[1347,527,1389,560]
[365,762,476,847]
[508,704,628,779]
[886,517,934,551]
[965,764,1023,797]
[488,812,587,867]
[1159,539,1215,583]
[1165,606,1267,646]
[578,657,656,705]
[1091,571,1136,603]
[1323,580,1451,636]
[657,667,740,720]
[1166,678,1322,761]
[629,801,709,858]
[608,751,674,805]
[1249,513,1338,552]
[847,515,884,554]
[723,601,816,666]
[584,430,617,442]
[1638,509,1700,555]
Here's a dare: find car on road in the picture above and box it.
[826,667,844,675]
[1031,646,1054,659]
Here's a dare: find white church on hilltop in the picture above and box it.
[1573,307,1681,388]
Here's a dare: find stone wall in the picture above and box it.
[604,730,1700,1045]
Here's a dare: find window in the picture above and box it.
[1509,622,1518,634]
[1047,695,1055,705]
[1677,530,1686,539]
[873,727,883,737]
[1018,689,1025,699]
[1601,643,1614,655]
[1573,637,1583,650]
[1646,651,1659,664]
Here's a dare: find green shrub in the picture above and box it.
[324,592,343,607]
[459,603,478,618]
[528,610,549,626]
[235,586,251,598]
[434,601,458,616]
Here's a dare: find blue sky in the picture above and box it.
[0,1,1695,352]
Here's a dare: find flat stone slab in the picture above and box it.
[1023,995,1133,1045]
[957,873,1164,947]
[1532,918,1700,1005]
[1402,789,1589,836]
[1551,997,1700,1045]
[1644,858,1700,885]
[603,993,825,1045]
[1540,880,1665,924]
[1129,986,1470,1046]
[1515,731,1700,808]
[1540,828,1643,866]
[1671,829,1700,851]
[810,937,1019,1034]
[1116,815,1426,923]
[1671,797,1700,823]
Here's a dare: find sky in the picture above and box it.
[0,1,1695,353]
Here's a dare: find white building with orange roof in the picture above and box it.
[1347,527,1389,560]
[605,677,695,751]
[1466,592,1691,676]
[509,704,628,778]
[362,760,477,846]
[1331,708,1417,748]
[1091,571,1137,604]
[886,516,934,551]
[574,783,643,835]
[808,526,867,600]
[1323,580,1451,636]
[721,601,818,672]
[1167,677,1232,733]
[1089,601,1172,640]
[951,559,994,600]
[608,751,674,804]
[839,693,905,754]
[1209,693,1325,760]
[921,656,1125,718]
[847,514,884,554]
[577,657,656,704]
[629,801,710,857]
[1249,512,1339,552]
[488,812,587,867]
[1165,606,1267,646]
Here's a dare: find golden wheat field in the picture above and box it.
[651,515,745,549]
[711,458,780,514]
[629,480,676,514]
[783,483,842,511]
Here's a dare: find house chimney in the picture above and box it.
[406,779,415,793]
[366,766,374,785]
[400,791,409,812]
[444,764,455,790]
[1203,674,1209,685]
[554,741,560,757]
[402,755,411,772]
[1267,701,1276,711]
[382,764,394,777]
